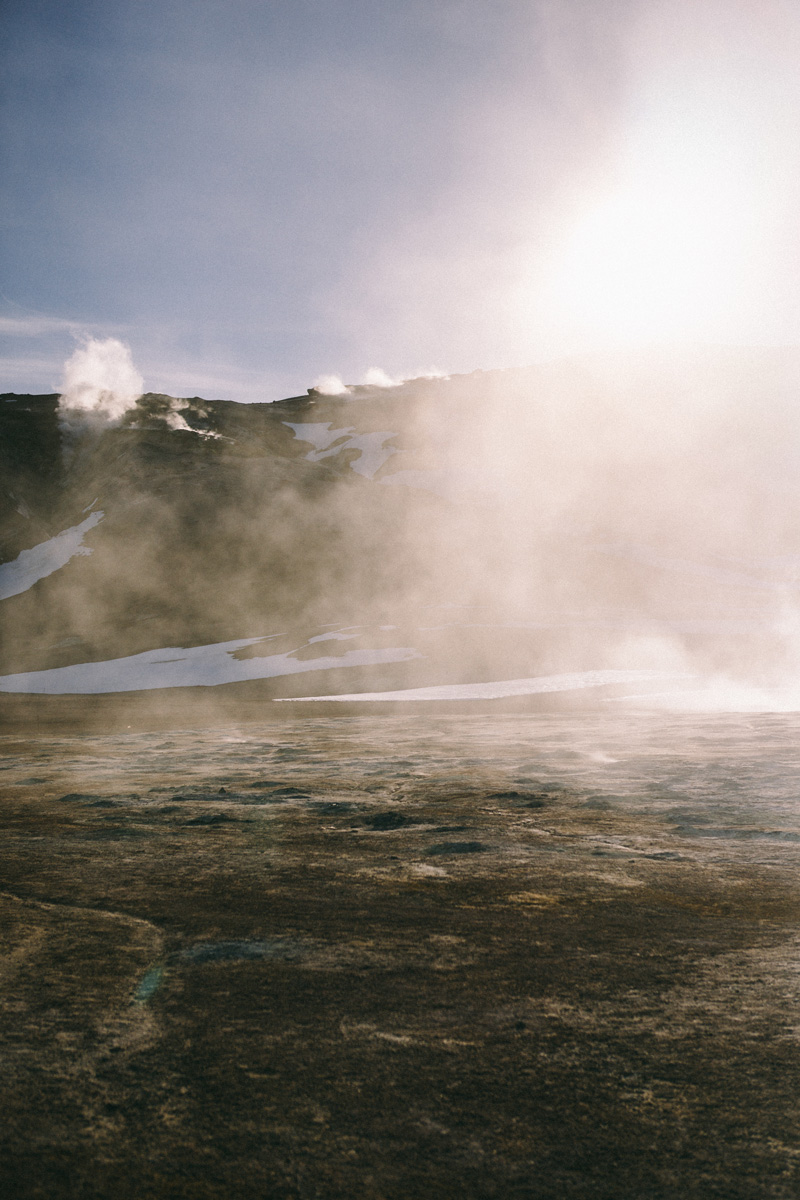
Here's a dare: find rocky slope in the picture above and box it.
[0,384,439,691]
[3,349,800,713]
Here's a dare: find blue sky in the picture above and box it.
[3,0,800,401]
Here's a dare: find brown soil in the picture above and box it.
[2,726,800,1198]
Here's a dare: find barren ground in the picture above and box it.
[2,712,800,1198]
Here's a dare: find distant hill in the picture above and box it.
[3,350,800,715]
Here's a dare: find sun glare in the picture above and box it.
[539,97,770,350]
[549,174,756,347]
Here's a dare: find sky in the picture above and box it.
[3,0,800,402]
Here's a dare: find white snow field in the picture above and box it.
[0,510,104,600]
[283,422,399,478]
[276,669,690,702]
[0,636,420,694]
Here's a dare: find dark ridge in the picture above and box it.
[183,813,240,826]
[425,841,488,855]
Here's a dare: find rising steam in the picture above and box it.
[7,340,800,711]
[311,367,449,395]
[58,337,144,431]
[311,374,350,396]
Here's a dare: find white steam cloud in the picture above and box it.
[361,367,400,388]
[312,374,351,396]
[312,367,449,395]
[58,337,144,427]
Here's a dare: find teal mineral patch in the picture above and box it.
[132,965,164,1004]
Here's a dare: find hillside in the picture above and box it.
[3,350,800,715]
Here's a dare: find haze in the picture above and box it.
[3,0,800,401]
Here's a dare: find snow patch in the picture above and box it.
[0,638,421,694]
[284,422,399,479]
[0,511,105,600]
[276,669,690,703]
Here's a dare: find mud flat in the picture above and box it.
[2,711,800,1199]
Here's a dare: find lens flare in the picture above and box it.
[538,82,774,350]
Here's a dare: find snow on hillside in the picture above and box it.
[5,351,800,708]
[0,633,420,695]
[283,422,399,479]
[277,669,689,702]
[0,510,103,600]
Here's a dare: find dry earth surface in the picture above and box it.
[2,712,800,1199]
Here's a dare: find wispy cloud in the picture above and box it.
[0,310,130,339]
[4,1,800,390]
[0,354,69,392]
[0,316,81,337]
[144,361,277,403]
[0,309,306,402]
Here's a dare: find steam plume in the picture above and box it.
[311,374,350,396]
[312,367,449,395]
[361,368,399,388]
[58,337,144,430]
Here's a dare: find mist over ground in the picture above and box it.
[3,338,800,714]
